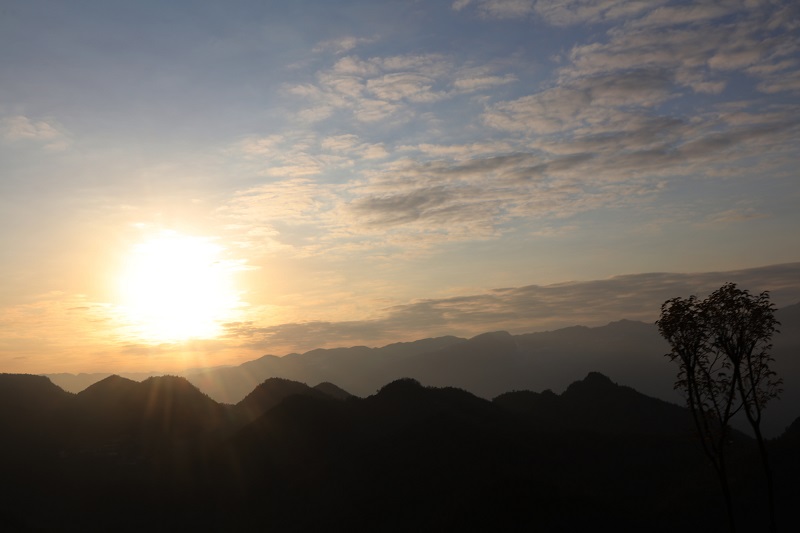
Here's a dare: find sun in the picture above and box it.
[117,231,241,342]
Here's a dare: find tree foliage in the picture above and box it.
[657,283,781,532]
[703,284,782,424]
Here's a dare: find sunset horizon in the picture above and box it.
[4,4,800,530]
[2,0,799,376]
[2,261,799,376]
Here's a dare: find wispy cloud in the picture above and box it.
[562,1,799,93]
[224,263,800,354]
[456,0,664,24]
[232,0,790,258]
[288,52,518,123]
[313,35,377,55]
[1,115,69,150]
[322,134,388,159]
[701,207,767,225]
[221,94,797,255]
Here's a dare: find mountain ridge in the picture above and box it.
[3,370,798,530]
[44,302,800,437]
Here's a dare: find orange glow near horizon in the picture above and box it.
[116,231,242,343]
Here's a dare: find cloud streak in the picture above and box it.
[225,263,800,354]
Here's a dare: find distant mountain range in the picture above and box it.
[2,371,796,531]
[46,302,800,438]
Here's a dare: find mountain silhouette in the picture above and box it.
[0,373,73,462]
[72,374,228,436]
[183,334,465,403]
[234,377,333,424]
[43,370,161,394]
[495,371,696,436]
[2,371,797,530]
[210,373,777,531]
[313,381,353,400]
[44,303,800,437]
[0,373,72,425]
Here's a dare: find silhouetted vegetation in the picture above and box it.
[658,284,783,532]
[1,370,796,531]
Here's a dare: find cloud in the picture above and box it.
[631,2,738,29]
[1,115,69,150]
[225,263,800,354]
[289,52,519,123]
[353,98,404,122]
[238,134,285,156]
[313,35,376,55]
[321,134,388,159]
[224,319,395,353]
[222,95,799,256]
[398,141,515,160]
[558,1,800,96]
[758,70,800,94]
[475,0,536,19]
[483,68,675,135]
[452,73,517,92]
[534,0,663,26]
[350,186,464,226]
[344,153,598,239]
[366,72,443,103]
[221,1,798,257]
[217,177,339,256]
[234,132,350,178]
[702,207,767,225]
[456,0,664,24]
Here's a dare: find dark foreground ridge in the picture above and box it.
[1,372,797,532]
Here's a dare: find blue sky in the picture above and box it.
[1,0,799,373]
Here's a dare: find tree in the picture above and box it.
[656,283,781,533]
[657,293,739,532]
[703,283,781,532]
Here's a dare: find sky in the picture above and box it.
[1,0,799,374]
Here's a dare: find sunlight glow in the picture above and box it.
[117,231,241,343]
